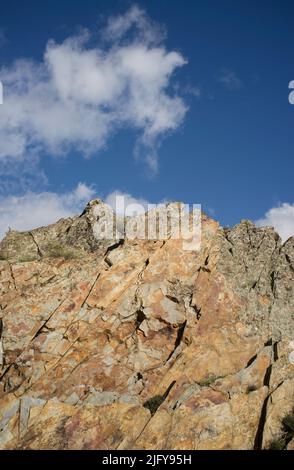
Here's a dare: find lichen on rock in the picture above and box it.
[0,200,293,450]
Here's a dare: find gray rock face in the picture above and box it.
[0,199,115,262]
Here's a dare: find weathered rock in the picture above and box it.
[0,201,293,450]
[0,199,115,263]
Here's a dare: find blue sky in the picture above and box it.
[0,0,293,240]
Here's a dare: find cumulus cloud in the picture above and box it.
[0,183,95,239]
[256,203,294,242]
[0,6,187,174]
[219,69,242,90]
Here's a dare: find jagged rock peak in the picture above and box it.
[0,200,293,450]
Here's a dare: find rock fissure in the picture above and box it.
[165,321,187,364]
[29,232,43,259]
[253,340,279,450]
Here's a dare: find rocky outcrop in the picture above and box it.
[0,200,293,450]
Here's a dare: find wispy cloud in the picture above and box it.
[256,203,294,242]
[103,4,166,45]
[0,6,188,176]
[219,68,243,91]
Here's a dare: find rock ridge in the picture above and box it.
[0,199,293,449]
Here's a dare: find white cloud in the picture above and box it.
[0,6,187,174]
[0,185,155,239]
[256,203,294,242]
[105,190,150,216]
[103,5,165,45]
[219,69,242,90]
[0,183,95,239]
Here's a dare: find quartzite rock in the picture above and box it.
[0,200,293,449]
